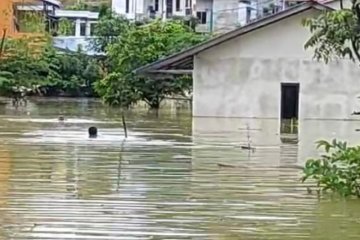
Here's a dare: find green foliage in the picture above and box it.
[302,139,360,197]
[58,18,75,36]
[95,72,139,108]
[95,19,208,109]
[17,12,46,33]
[65,0,88,10]
[303,1,360,63]
[90,10,133,53]
[0,38,102,97]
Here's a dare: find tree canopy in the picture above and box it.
[0,38,102,97]
[303,0,360,63]
[94,19,208,109]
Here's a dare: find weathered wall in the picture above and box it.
[193,8,360,120]
[212,0,239,32]
[0,0,14,36]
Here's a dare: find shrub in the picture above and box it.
[302,139,360,197]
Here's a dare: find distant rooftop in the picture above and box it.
[42,0,62,7]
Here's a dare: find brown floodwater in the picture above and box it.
[0,98,359,240]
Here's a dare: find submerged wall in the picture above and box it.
[193,8,360,119]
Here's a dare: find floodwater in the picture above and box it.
[0,98,360,240]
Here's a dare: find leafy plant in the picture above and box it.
[17,11,46,33]
[303,0,360,63]
[95,19,208,109]
[90,10,133,53]
[58,18,75,36]
[302,139,360,197]
[0,38,102,97]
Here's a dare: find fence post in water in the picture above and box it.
[122,113,128,138]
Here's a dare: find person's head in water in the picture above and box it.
[88,126,98,138]
[58,116,65,121]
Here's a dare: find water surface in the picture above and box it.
[0,98,359,240]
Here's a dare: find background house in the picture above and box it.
[51,10,99,54]
[0,0,99,55]
[111,0,300,33]
[135,2,360,122]
[0,0,60,38]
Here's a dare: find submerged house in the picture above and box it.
[135,1,360,121]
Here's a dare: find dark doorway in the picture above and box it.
[166,0,173,18]
[281,83,299,119]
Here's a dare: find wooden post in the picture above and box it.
[122,113,128,138]
[0,29,7,59]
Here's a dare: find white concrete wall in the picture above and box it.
[193,8,360,119]
[112,0,148,19]
[213,0,239,32]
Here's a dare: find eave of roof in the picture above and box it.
[42,0,61,7]
[134,1,332,74]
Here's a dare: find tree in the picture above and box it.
[303,0,360,63]
[90,10,133,53]
[0,38,102,97]
[95,19,208,109]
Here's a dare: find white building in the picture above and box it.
[14,0,100,54]
[112,0,290,32]
[135,1,360,123]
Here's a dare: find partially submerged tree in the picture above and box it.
[303,0,360,63]
[95,19,207,109]
[0,38,102,97]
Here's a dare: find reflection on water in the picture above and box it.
[0,98,359,239]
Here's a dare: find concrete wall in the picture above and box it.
[112,0,147,18]
[212,0,239,32]
[193,8,360,119]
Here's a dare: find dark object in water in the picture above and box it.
[88,126,98,138]
[58,116,65,121]
[352,111,360,115]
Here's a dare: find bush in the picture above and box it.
[302,139,360,197]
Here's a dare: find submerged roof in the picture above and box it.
[134,1,332,74]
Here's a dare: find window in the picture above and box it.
[196,11,207,24]
[154,0,159,11]
[80,22,86,36]
[176,0,180,11]
[125,0,130,13]
[185,0,192,8]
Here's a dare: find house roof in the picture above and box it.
[42,0,61,7]
[134,1,332,75]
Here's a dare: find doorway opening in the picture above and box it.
[280,83,299,134]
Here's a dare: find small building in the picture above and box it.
[0,0,60,38]
[0,0,99,55]
[135,1,360,121]
[51,10,100,55]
